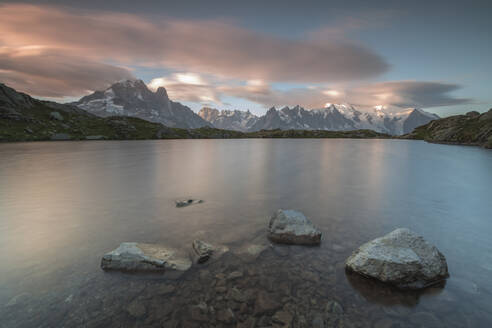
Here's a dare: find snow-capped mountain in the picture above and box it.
[198,107,260,132]
[73,80,211,129]
[199,104,439,135]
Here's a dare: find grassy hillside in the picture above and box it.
[403,109,492,149]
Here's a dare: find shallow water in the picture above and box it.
[0,139,491,327]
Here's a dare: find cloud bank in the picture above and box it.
[153,74,471,111]
[0,3,388,96]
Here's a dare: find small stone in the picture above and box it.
[190,303,209,322]
[126,300,146,318]
[325,300,344,314]
[216,308,235,324]
[228,271,244,280]
[237,317,256,328]
[254,291,281,315]
[156,284,176,295]
[216,286,227,293]
[229,287,246,303]
[272,311,293,325]
[312,314,324,328]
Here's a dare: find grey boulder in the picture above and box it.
[345,228,449,289]
[268,209,322,245]
[101,242,192,273]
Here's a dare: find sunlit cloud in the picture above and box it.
[148,73,221,104]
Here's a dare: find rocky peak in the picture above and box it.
[0,83,36,109]
[155,87,169,101]
[198,107,220,121]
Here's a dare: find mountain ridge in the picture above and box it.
[199,104,439,135]
[73,80,211,129]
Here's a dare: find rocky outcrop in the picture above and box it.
[268,210,322,245]
[345,228,449,289]
[101,242,192,273]
[403,108,492,149]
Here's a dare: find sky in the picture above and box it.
[0,0,490,116]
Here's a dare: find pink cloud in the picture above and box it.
[0,3,389,94]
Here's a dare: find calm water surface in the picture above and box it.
[0,139,491,327]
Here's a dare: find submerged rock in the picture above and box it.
[175,199,203,208]
[101,242,192,273]
[268,209,322,245]
[345,228,449,289]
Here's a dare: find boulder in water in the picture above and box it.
[268,209,322,245]
[345,228,449,289]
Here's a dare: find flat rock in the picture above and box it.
[126,300,146,318]
[175,199,203,208]
[268,209,322,245]
[345,228,449,289]
[101,242,192,273]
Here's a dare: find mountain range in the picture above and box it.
[2,81,490,147]
[199,105,439,135]
[0,82,389,142]
[71,79,439,135]
[73,80,211,129]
